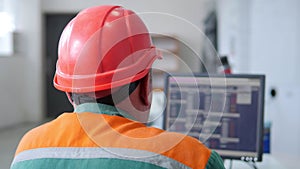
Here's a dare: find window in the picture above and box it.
[0,10,15,56]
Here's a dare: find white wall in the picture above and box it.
[19,0,44,123]
[0,0,43,128]
[217,0,300,164]
[0,57,26,128]
[249,0,300,163]
[0,1,24,128]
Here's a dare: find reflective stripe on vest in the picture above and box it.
[12,147,191,169]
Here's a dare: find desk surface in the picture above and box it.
[224,154,298,169]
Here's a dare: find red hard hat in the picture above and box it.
[54,5,161,93]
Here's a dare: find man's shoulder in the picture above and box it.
[142,128,215,169]
[164,130,210,153]
[15,113,78,154]
[23,113,76,137]
[165,132,225,169]
[148,127,206,147]
[138,126,210,154]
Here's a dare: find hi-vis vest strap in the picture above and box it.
[11,104,224,169]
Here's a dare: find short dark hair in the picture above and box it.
[70,80,140,106]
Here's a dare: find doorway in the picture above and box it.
[45,14,76,117]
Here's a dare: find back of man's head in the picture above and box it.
[53,5,160,121]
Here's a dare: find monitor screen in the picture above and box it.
[163,74,265,161]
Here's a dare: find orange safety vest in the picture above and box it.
[11,103,225,169]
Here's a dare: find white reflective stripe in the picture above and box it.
[12,147,191,169]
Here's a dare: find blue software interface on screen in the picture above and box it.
[164,75,264,161]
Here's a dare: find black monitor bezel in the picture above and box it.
[163,73,265,162]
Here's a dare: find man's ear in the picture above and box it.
[139,73,152,106]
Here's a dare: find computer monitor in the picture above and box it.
[163,73,265,162]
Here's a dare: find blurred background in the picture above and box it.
[0,0,299,168]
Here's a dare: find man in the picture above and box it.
[11,5,225,169]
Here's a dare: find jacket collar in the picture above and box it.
[74,103,135,120]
